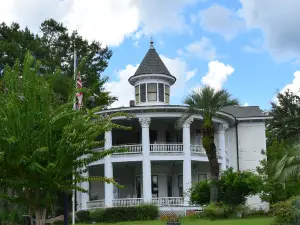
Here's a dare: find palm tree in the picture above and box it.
[179,86,239,202]
[275,150,300,181]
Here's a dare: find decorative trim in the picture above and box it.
[182,118,193,128]
[139,117,151,128]
[218,123,229,132]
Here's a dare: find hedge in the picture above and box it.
[77,204,158,223]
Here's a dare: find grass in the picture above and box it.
[79,216,273,225]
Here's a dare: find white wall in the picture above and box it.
[237,121,268,210]
[226,127,238,170]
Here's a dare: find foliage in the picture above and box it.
[77,205,158,223]
[189,179,210,206]
[218,168,262,206]
[159,213,181,222]
[267,90,300,145]
[189,168,261,207]
[77,210,91,223]
[257,140,300,204]
[0,53,128,225]
[200,203,233,220]
[0,19,115,107]
[180,86,238,202]
[272,196,300,225]
[0,207,26,225]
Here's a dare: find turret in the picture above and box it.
[128,40,176,106]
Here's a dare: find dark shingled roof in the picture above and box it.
[134,48,172,76]
[220,106,264,118]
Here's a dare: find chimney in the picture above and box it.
[129,100,135,107]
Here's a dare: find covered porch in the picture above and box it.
[86,161,210,209]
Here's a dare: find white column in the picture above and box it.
[217,124,228,171]
[104,130,113,207]
[139,117,152,204]
[183,118,193,206]
[81,170,89,210]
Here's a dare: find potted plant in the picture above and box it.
[165,214,181,225]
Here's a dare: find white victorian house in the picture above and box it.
[76,41,269,212]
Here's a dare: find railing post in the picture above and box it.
[104,130,113,207]
[139,117,152,204]
[183,118,193,206]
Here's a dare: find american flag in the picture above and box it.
[76,71,83,109]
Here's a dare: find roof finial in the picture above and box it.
[150,37,154,49]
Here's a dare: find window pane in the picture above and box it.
[140,84,146,102]
[135,94,139,103]
[147,83,157,92]
[135,85,139,94]
[148,93,157,101]
[158,83,164,102]
[165,93,169,103]
[165,85,170,94]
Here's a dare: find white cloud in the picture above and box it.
[201,60,234,90]
[184,37,216,60]
[186,68,198,81]
[105,55,197,107]
[199,4,245,40]
[0,0,198,46]
[239,0,300,61]
[278,71,300,96]
[243,102,249,106]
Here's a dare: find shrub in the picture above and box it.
[76,210,91,223]
[189,180,210,206]
[100,205,158,223]
[200,203,233,220]
[272,196,300,225]
[90,208,105,222]
[218,168,262,206]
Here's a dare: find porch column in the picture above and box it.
[183,118,193,206]
[139,117,152,204]
[217,124,228,171]
[81,170,89,210]
[104,130,113,207]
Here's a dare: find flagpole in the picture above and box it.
[72,47,77,225]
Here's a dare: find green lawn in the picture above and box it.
[80,216,273,225]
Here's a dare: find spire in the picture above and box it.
[150,37,154,49]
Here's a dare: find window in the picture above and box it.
[165,85,170,103]
[198,173,208,182]
[167,175,173,197]
[147,83,157,101]
[152,175,159,197]
[135,85,139,103]
[140,83,146,102]
[178,175,183,197]
[158,83,164,102]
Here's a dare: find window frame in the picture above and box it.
[147,83,157,101]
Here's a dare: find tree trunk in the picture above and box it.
[202,118,220,203]
[35,208,47,225]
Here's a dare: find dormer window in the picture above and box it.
[147,83,157,101]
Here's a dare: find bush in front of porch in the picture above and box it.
[77,205,158,223]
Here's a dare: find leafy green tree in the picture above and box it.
[0,53,127,225]
[267,90,300,145]
[257,140,300,203]
[0,19,116,107]
[179,86,238,202]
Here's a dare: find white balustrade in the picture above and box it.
[152,197,184,206]
[150,144,183,152]
[112,144,142,154]
[87,200,105,209]
[190,145,205,153]
[112,198,144,207]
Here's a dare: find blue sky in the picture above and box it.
[1,0,300,110]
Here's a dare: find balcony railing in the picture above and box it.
[112,198,144,207]
[87,199,105,209]
[191,144,205,153]
[150,144,183,153]
[152,197,184,206]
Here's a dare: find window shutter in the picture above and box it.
[140,83,146,102]
[158,83,164,102]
